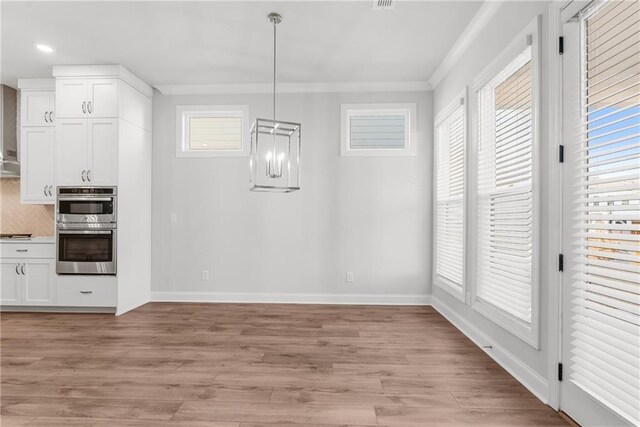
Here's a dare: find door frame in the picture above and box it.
[551,1,638,424]
[546,0,565,411]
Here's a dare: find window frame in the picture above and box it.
[469,16,541,348]
[433,90,468,303]
[340,103,417,157]
[176,105,250,158]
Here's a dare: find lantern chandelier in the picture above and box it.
[249,12,301,193]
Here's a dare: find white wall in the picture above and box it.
[151,90,432,304]
[432,0,554,401]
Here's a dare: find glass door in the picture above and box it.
[561,1,639,425]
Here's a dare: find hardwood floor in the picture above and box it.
[0,303,569,426]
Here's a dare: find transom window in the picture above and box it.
[341,103,417,156]
[176,105,249,157]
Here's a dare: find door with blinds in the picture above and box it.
[561,0,639,426]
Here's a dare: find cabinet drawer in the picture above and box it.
[0,243,55,259]
[57,276,116,307]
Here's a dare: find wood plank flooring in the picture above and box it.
[0,303,569,426]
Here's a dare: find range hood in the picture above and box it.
[0,84,19,178]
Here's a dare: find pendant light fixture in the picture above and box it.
[249,12,301,193]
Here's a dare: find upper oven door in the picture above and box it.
[57,196,116,223]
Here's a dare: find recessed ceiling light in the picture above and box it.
[36,44,55,54]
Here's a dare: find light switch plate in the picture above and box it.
[346,272,354,282]
[170,213,178,224]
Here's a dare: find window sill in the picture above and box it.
[434,275,465,303]
[472,297,539,349]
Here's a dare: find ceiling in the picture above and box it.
[1,1,483,90]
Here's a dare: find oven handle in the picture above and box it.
[58,197,114,202]
[58,230,113,235]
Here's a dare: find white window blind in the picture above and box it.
[176,105,249,157]
[350,115,406,149]
[476,45,535,324]
[340,104,417,156]
[188,117,242,150]
[568,1,640,424]
[435,100,465,296]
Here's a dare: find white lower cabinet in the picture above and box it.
[0,257,56,306]
[22,260,56,305]
[57,276,117,307]
[0,261,22,304]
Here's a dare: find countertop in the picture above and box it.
[0,236,55,244]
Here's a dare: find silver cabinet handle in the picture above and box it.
[21,264,25,275]
[46,185,50,197]
[48,111,54,122]
[44,185,48,196]
[44,111,49,123]
[87,101,92,114]
[15,264,20,275]
[81,170,86,182]
[87,170,91,182]
[82,102,86,113]
[16,249,28,252]
[80,291,93,294]
[49,185,54,197]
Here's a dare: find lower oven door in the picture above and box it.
[57,229,117,275]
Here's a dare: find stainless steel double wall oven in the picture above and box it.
[56,187,117,275]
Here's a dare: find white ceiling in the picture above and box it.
[1,1,483,90]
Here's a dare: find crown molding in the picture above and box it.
[53,64,153,97]
[428,0,504,89]
[154,81,431,95]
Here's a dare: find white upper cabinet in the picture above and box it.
[56,78,118,119]
[56,79,88,118]
[20,127,55,203]
[18,80,56,204]
[87,119,118,185]
[88,79,118,117]
[21,90,55,126]
[55,118,118,186]
[56,119,89,186]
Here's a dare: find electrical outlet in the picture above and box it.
[201,270,209,280]
[170,213,178,224]
[346,272,354,283]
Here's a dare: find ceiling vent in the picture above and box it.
[372,0,396,10]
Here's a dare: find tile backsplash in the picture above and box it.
[0,178,54,236]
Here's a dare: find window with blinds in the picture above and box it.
[435,98,465,298]
[340,104,417,156]
[188,117,242,150]
[176,105,249,157]
[568,0,640,423]
[473,22,539,343]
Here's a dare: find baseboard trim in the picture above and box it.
[151,291,431,306]
[432,295,549,404]
[0,306,116,314]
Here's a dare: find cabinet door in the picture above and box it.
[22,259,56,306]
[56,79,87,118]
[21,91,54,126]
[56,119,88,186]
[20,127,55,204]
[88,79,118,118]
[0,261,22,305]
[87,119,118,185]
